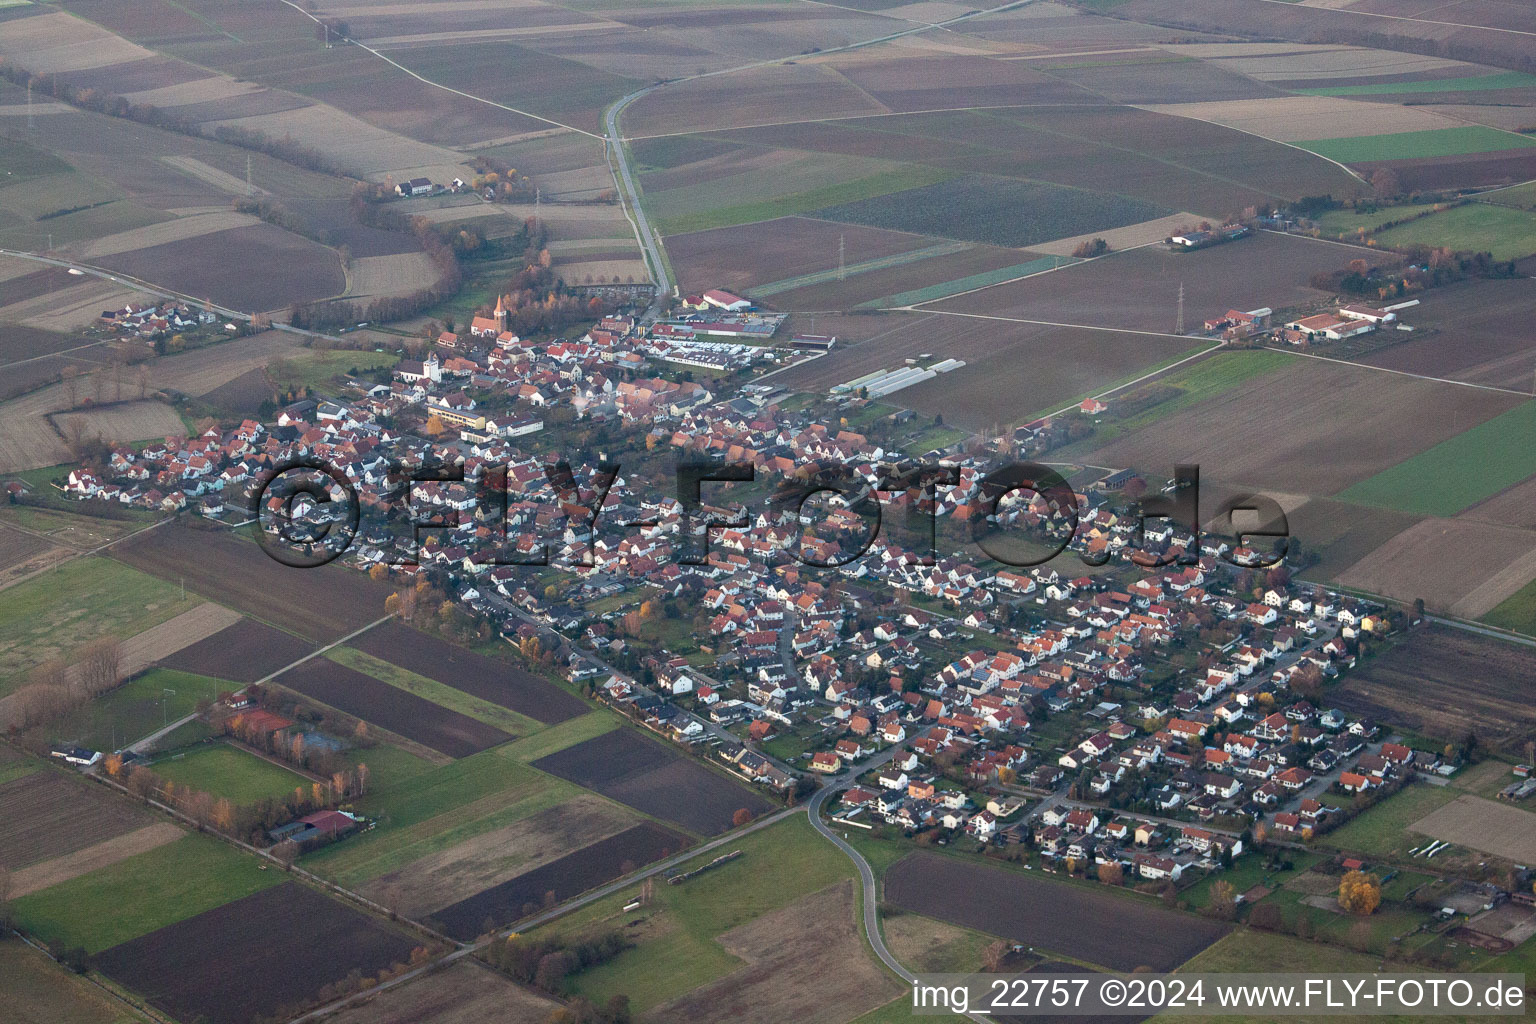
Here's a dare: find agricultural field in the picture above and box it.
[430,821,690,940]
[1316,782,1462,863]
[530,727,775,836]
[92,882,421,1024]
[771,311,1199,430]
[885,851,1229,971]
[41,667,225,754]
[1368,202,1536,261]
[355,622,587,724]
[1088,356,1522,498]
[1328,626,1536,754]
[319,959,561,1024]
[156,617,316,683]
[147,742,309,805]
[0,555,202,695]
[356,793,638,921]
[274,657,514,759]
[109,524,392,644]
[0,937,153,1024]
[0,770,157,872]
[929,231,1391,332]
[1334,516,1536,619]
[1356,277,1536,389]
[1409,795,1536,864]
[328,647,544,737]
[10,831,282,954]
[0,523,63,589]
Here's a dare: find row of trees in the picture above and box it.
[484,931,632,996]
[1,638,123,734]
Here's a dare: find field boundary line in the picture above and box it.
[1266,345,1535,397]
[621,102,1109,141]
[1124,103,1367,185]
[1251,0,1536,38]
[892,306,1202,340]
[899,249,1103,308]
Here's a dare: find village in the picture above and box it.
[48,275,1536,930]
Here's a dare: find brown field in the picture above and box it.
[1411,795,1536,864]
[1051,57,1286,104]
[1031,212,1204,258]
[1088,357,1521,496]
[0,524,60,589]
[68,212,259,260]
[645,879,901,1024]
[532,728,773,836]
[49,401,185,447]
[1336,517,1536,618]
[430,822,690,941]
[345,252,437,301]
[321,959,561,1024]
[1331,625,1536,752]
[0,10,154,73]
[1461,475,1536,531]
[1285,498,1423,583]
[355,622,587,724]
[276,658,513,759]
[666,216,939,297]
[885,851,1228,971]
[93,881,420,1024]
[156,616,316,683]
[89,601,243,683]
[110,524,392,643]
[774,310,1199,428]
[10,821,183,898]
[0,770,155,870]
[826,50,1093,113]
[95,224,344,312]
[1138,95,1458,142]
[1362,150,1536,192]
[1358,278,1536,389]
[930,232,1392,332]
[633,64,891,138]
[198,366,274,419]
[360,795,636,918]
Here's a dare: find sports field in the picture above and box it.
[1337,399,1536,515]
[148,743,308,805]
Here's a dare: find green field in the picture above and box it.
[0,938,149,1024]
[862,254,1079,308]
[149,743,308,804]
[1311,202,1439,237]
[10,833,282,954]
[1480,180,1536,211]
[1337,399,1536,515]
[0,557,203,696]
[814,173,1170,249]
[1370,202,1536,260]
[1296,126,1536,164]
[1295,71,1536,96]
[299,750,572,886]
[1483,575,1536,635]
[545,815,854,1012]
[44,668,223,753]
[0,136,72,183]
[652,162,955,235]
[493,710,619,763]
[327,647,542,736]
[268,350,400,393]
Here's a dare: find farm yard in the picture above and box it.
[274,657,514,759]
[884,851,1230,971]
[430,821,690,941]
[532,728,774,837]
[355,622,588,724]
[92,882,422,1024]
[110,524,392,644]
[1330,626,1536,753]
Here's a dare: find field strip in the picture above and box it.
[752,242,971,296]
[862,254,1078,308]
[1273,346,1534,397]
[1125,102,1365,184]
[8,822,183,898]
[1255,0,1536,37]
[365,23,614,46]
[622,102,1113,140]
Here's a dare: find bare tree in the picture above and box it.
[60,365,79,407]
[78,637,124,697]
[135,365,151,399]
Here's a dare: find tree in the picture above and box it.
[1248,901,1282,931]
[1338,870,1381,915]
[1098,861,1124,886]
[731,807,755,827]
[1370,167,1402,199]
[983,939,1009,971]
[1208,880,1237,920]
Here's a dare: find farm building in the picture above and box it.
[684,289,750,312]
[1284,313,1375,342]
[395,178,434,197]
